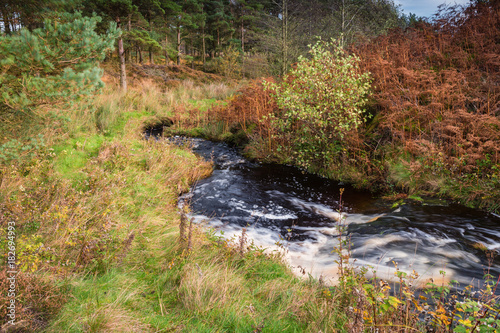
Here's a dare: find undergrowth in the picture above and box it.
[324,189,500,332]
[0,72,229,332]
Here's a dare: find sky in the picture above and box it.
[394,0,471,19]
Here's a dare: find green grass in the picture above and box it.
[53,135,105,178]
[187,98,218,111]
[408,194,424,202]
[45,213,334,332]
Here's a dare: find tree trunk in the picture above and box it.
[341,0,345,48]
[189,44,194,69]
[241,21,245,78]
[281,0,288,76]
[176,23,181,65]
[148,19,154,64]
[217,27,220,56]
[149,48,154,64]
[241,21,244,53]
[138,46,143,63]
[165,26,169,65]
[118,36,127,92]
[1,9,11,34]
[202,26,206,71]
[116,18,127,92]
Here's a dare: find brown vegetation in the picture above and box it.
[0,269,66,332]
[352,2,500,207]
[355,2,500,171]
[207,79,279,150]
[102,63,225,89]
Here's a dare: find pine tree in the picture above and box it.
[232,0,265,53]
[159,0,182,64]
[0,12,119,114]
[125,29,162,63]
[171,0,202,65]
[134,0,165,63]
[82,0,137,91]
[0,0,64,32]
[206,0,234,57]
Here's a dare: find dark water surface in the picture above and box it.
[175,138,500,287]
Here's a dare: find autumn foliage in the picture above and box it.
[356,3,500,168]
[206,79,279,152]
[351,2,500,206]
[207,79,276,130]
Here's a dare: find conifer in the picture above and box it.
[0,12,119,114]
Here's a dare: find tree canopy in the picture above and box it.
[1,0,409,77]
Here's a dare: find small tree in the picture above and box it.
[218,45,242,78]
[264,39,371,168]
[0,12,118,114]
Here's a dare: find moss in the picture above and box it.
[408,194,424,203]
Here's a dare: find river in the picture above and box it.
[175,137,500,289]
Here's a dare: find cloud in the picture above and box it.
[394,0,470,18]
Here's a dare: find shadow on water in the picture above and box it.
[172,137,500,289]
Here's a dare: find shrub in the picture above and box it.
[264,40,371,168]
[0,270,67,332]
[216,45,242,79]
[354,2,500,208]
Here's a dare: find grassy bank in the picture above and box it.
[0,74,351,332]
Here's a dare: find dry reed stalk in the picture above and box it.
[179,212,187,245]
[117,232,136,264]
[187,217,194,251]
[238,227,247,256]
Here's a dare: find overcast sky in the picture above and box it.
[394,0,471,18]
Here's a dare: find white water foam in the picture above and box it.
[180,183,495,287]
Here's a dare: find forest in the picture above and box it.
[1,0,499,332]
[0,0,410,79]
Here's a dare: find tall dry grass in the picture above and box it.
[178,262,246,313]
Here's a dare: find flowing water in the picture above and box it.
[175,137,500,288]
